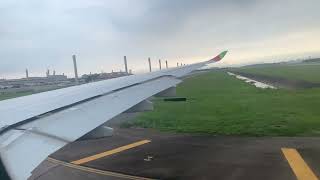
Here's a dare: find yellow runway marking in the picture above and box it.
[281,148,318,180]
[48,157,154,180]
[71,139,151,165]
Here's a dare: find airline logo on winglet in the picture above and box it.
[211,50,228,62]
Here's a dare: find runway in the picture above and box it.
[30,128,320,180]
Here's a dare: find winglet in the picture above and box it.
[210,50,228,62]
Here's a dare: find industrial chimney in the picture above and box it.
[25,69,29,79]
[159,59,162,70]
[124,56,128,73]
[72,55,79,84]
[148,58,152,72]
[165,60,168,69]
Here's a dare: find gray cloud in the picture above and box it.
[0,0,320,78]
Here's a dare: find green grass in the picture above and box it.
[234,63,320,83]
[0,92,33,101]
[125,70,320,136]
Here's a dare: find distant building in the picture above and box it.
[0,73,71,94]
[81,71,132,83]
[47,74,68,81]
[0,68,133,94]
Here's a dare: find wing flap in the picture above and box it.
[0,129,67,180]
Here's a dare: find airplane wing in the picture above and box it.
[0,51,227,180]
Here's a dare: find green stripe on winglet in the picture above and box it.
[219,51,228,59]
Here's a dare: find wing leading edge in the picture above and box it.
[0,51,227,180]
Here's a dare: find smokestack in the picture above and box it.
[25,69,29,79]
[165,60,168,69]
[148,58,152,72]
[46,69,49,77]
[177,62,179,67]
[72,55,79,84]
[124,56,128,73]
[53,70,56,76]
[159,59,162,70]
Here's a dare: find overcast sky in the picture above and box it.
[1,0,320,78]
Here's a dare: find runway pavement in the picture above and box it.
[29,127,320,180]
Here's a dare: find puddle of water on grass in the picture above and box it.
[227,72,277,89]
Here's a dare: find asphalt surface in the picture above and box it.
[29,127,320,180]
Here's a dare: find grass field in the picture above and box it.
[125,70,320,136]
[234,62,320,83]
[0,92,33,101]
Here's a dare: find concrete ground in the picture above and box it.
[30,127,320,180]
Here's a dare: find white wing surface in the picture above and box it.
[0,51,227,180]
